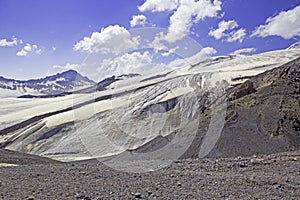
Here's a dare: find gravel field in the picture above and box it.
[0,150,299,199]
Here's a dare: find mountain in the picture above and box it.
[15,73,141,98]
[183,56,300,158]
[0,148,61,165]
[75,73,140,94]
[287,42,300,50]
[0,70,95,97]
[0,47,299,162]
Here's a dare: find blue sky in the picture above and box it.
[0,0,299,81]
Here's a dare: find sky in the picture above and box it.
[0,0,300,81]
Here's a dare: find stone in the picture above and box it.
[228,80,255,101]
[134,193,142,198]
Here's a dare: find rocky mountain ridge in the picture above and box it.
[0,70,95,97]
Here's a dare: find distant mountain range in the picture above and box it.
[0,70,95,97]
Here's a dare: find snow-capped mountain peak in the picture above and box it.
[0,70,95,97]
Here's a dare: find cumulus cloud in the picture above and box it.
[251,5,300,39]
[231,48,257,55]
[53,63,80,70]
[16,43,43,57]
[16,49,28,57]
[185,46,217,63]
[209,20,238,40]
[0,37,21,47]
[73,25,140,54]
[35,49,43,55]
[98,51,152,76]
[226,28,246,43]
[166,0,222,42]
[209,20,246,43]
[139,0,222,42]
[199,46,217,55]
[138,0,179,12]
[98,47,217,76]
[130,15,148,27]
[150,32,168,53]
[161,46,179,57]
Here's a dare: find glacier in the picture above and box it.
[0,47,299,169]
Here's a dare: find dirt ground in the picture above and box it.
[0,150,299,199]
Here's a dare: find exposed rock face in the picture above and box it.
[183,57,300,159]
[250,56,300,89]
[228,80,255,101]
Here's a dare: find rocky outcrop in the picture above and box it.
[180,57,300,159]
[228,80,255,101]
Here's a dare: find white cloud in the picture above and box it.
[73,25,140,54]
[226,28,246,43]
[24,44,36,51]
[139,0,222,43]
[150,32,168,53]
[165,0,222,42]
[209,20,246,43]
[16,43,43,57]
[53,63,80,70]
[138,0,179,12]
[251,5,300,39]
[130,15,148,27]
[200,46,217,55]
[231,48,257,55]
[209,20,238,40]
[168,46,217,68]
[35,49,43,55]
[98,51,152,76]
[0,37,20,47]
[52,47,57,52]
[16,49,28,57]
[161,46,179,57]
[186,46,217,63]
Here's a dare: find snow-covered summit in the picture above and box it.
[0,70,95,97]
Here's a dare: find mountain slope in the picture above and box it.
[0,149,61,165]
[182,57,300,158]
[287,42,300,50]
[0,70,95,97]
[0,48,299,162]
